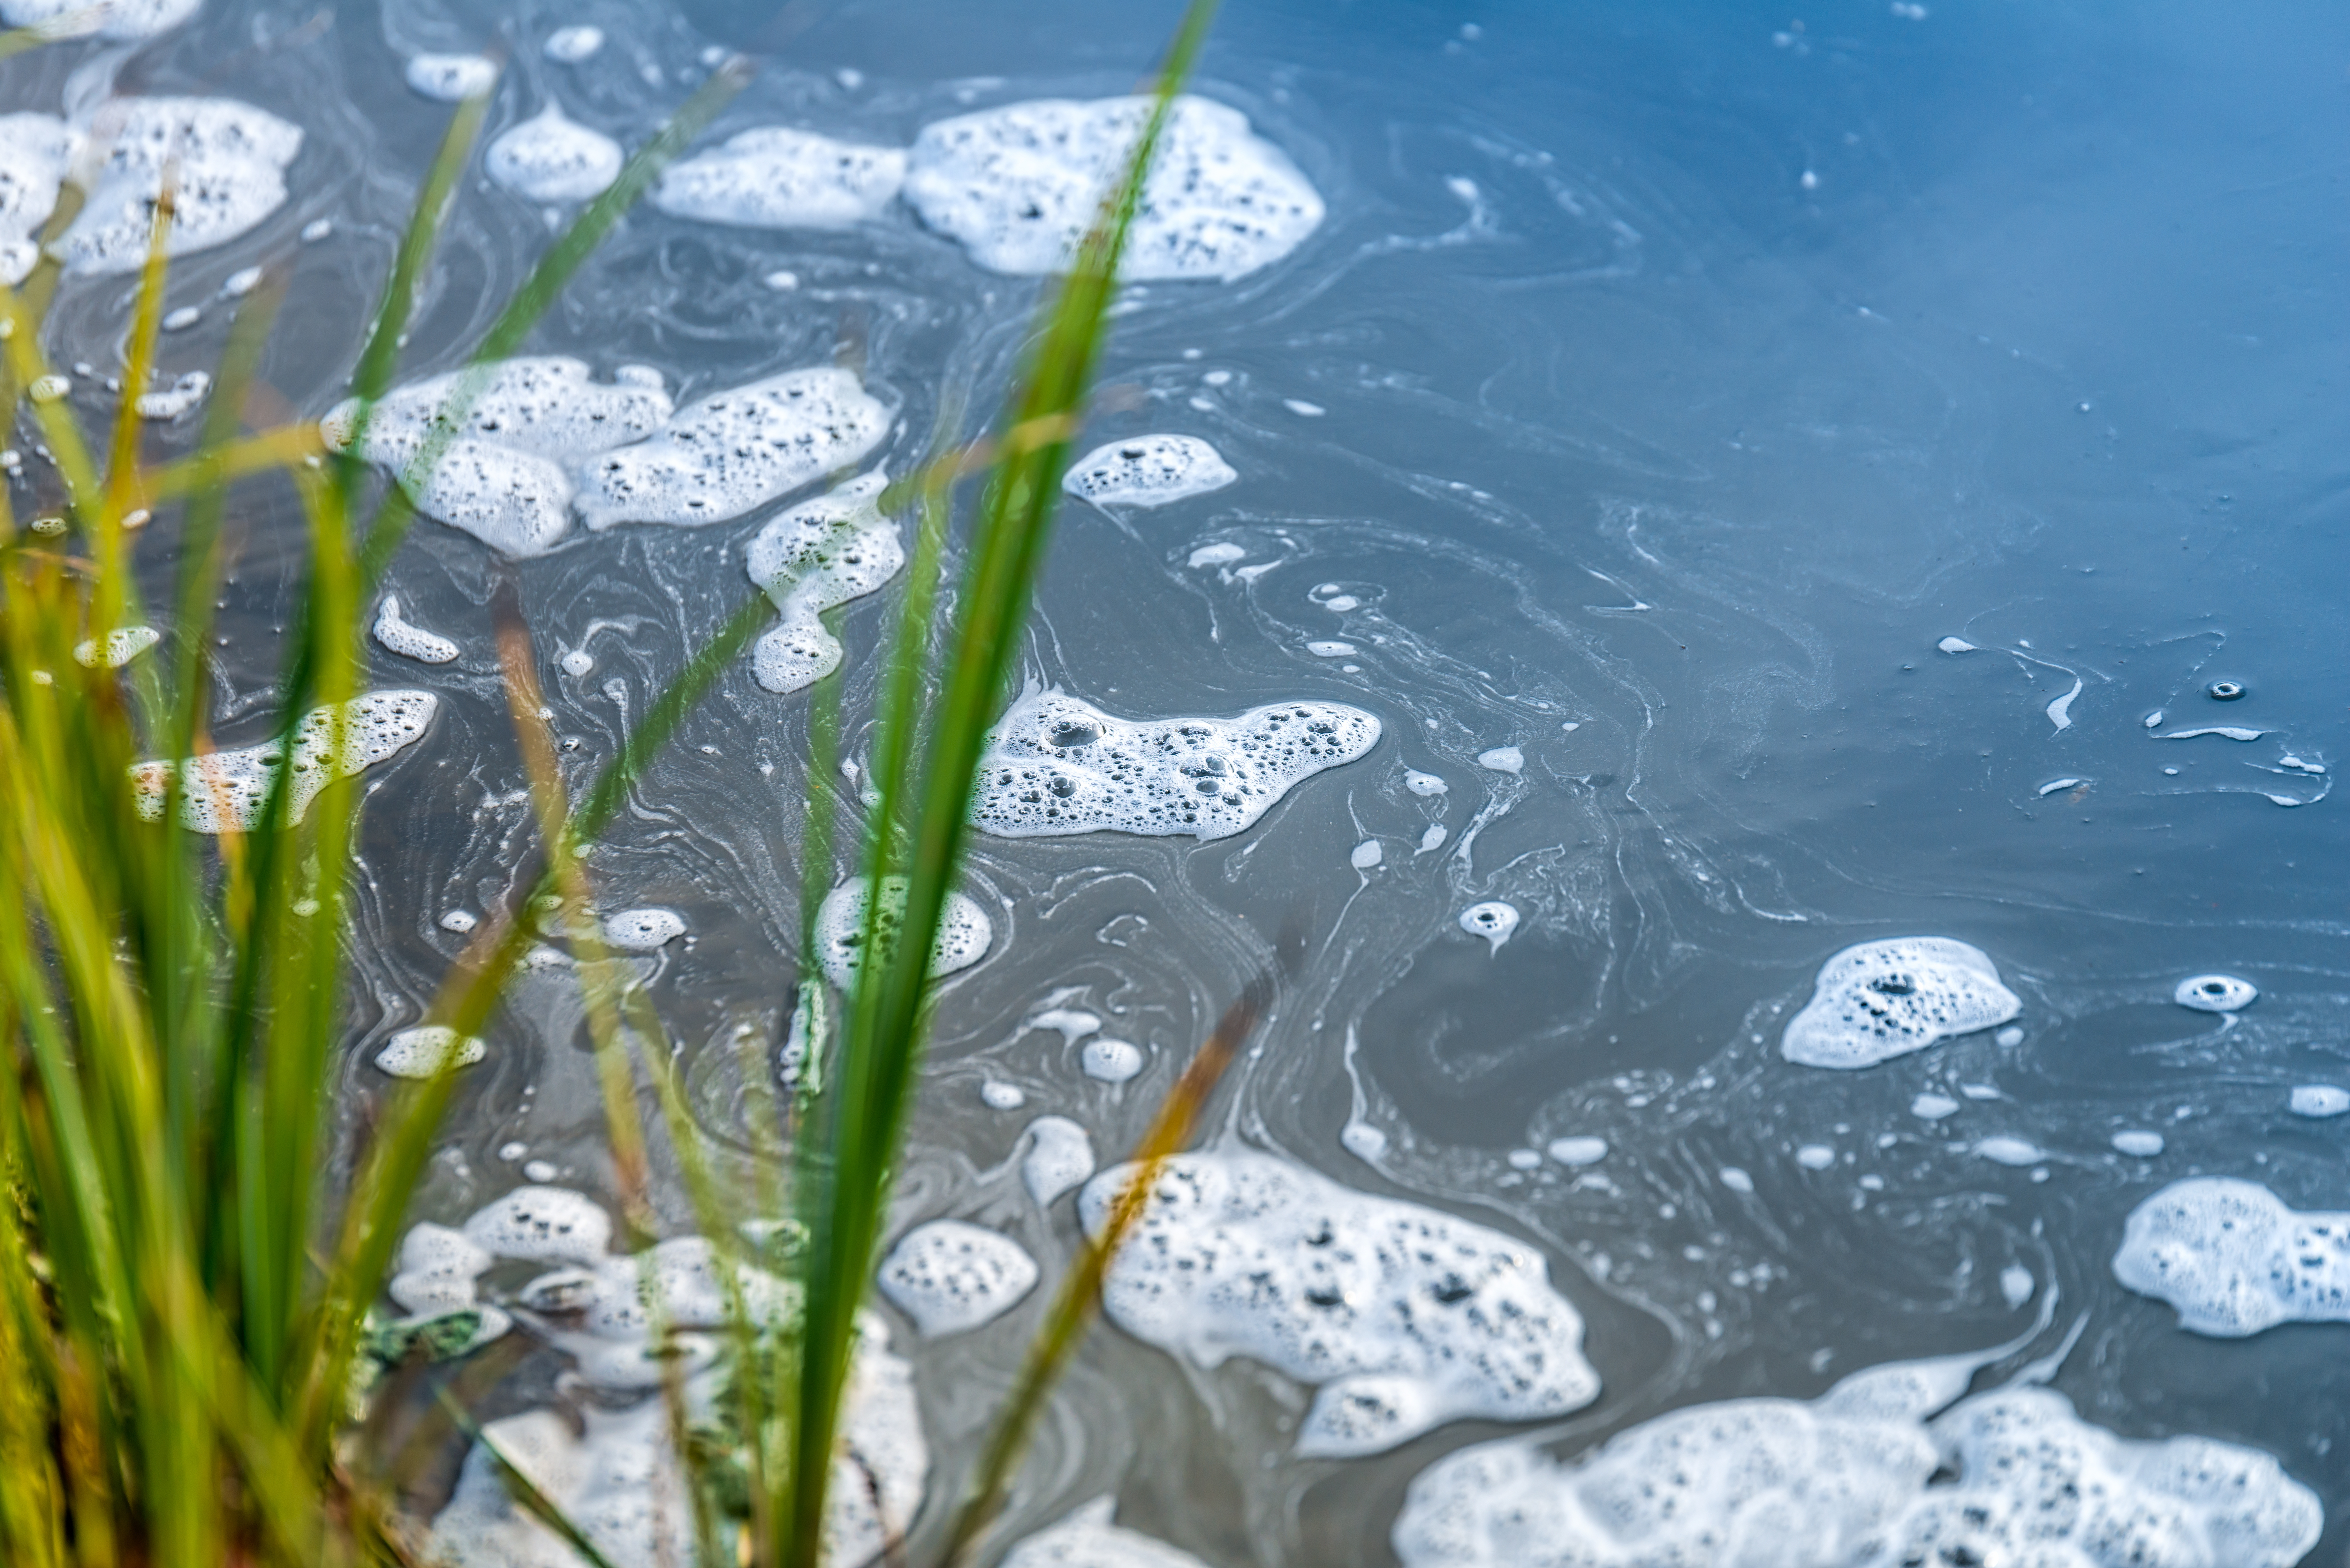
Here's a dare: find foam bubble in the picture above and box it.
[1061,434,1236,508]
[655,126,906,229]
[981,1080,1026,1109]
[375,1025,486,1079]
[59,99,302,276]
[1080,1037,1144,1083]
[576,367,889,531]
[372,594,459,664]
[1458,901,1519,953]
[1780,937,2021,1070]
[72,625,160,667]
[2174,973,2256,1013]
[0,115,77,285]
[462,1186,613,1265]
[1310,640,1357,657]
[1187,541,1244,569]
[1079,1150,1599,1456]
[1796,1144,1836,1170]
[133,370,210,420]
[2114,1176,2350,1337]
[1002,1497,1211,1568]
[131,690,438,833]
[1023,1115,1096,1205]
[1351,838,1383,870]
[603,907,685,950]
[2113,1129,2165,1156]
[543,25,604,61]
[1998,1264,2034,1308]
[2290,1085,2350,1119]
[0,0,196,37]
[1718,1166,1754,1194]
[1393,1356,2322,1568]
[389,1221,493,1315]
[487,106,623,202]
[904,95,1323,281]
[1911,1091,1960,1119]
[406,53,497,101]
[972,688,1380,841]
[877,1218,1039,1337]
[1546,1137,1607,1166]
[744,472,904,693]
[1028,1006,1101,1044]
[1417,824,1447,853]
[1476,746,1523,774]
[1937,635,1976,653]
[1405,770,1448,795]
[1973,1136,2043,1167]
[813,875,992,991]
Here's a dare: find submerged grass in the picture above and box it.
[0,1,1247,1563]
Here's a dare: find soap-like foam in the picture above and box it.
[134,370,211,419]
[744,472,904,693]
[1078,1150,1599,1456]
[1393,1355,2322,1568]
[2114,1176,2350,1337]
[876,1218,1039,1337]
[73,625,160,667]
[575,367,890,531]
[602,907,686,950]
[461,1185,613,1265]
[1023,1115,1096,1205]
[1780,937,2021,1070]
[1476,746,1523,774]
[486,106,623,202]
[1061,435,1236,508]
[59,98,303,276]
[1002,1498,1211,1568]
[1973,1135,2043,1167]
[543,25,603,61]
[813,875,993,991]
[1546,1137,1606,1167]
[0,114,75,285]
[2113,1129,2165,1156]
[972,688,1379,841]
[0,0,197,42]
[1459,901,1519,953]
[655,126,906,229]
[375,1025,486,1079]
[406,53,497,101]
[372,594,460,664]
[2290,1085,2350,1119]
[905,95,1324,281]
[131,690,437,833]
[1080,1037,1143,1082]
[2174,973,2256,1013]
[389,1221,493,1315]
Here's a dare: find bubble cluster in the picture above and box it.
[59,98,303,275]
[876,1218,1039,1337]
[904,95,1324,281]
[1780,937,2022,1070]
[72,625,161,668]
[375,1024,486,1079]
[2114,1176,2350,1337]
[602,907,686,950]
[372,594,460,664]
[0,114,76,284]
[576,367,890,531]
[812,875,993,991]
[405,53,497,101]
[744,472,904,693]
[1079,1150,1600,1457]
[486,105,623,202]
[1080,1037,1144,1082]
[1002,1498,1211,1568]
[655,126,908,229]
[973,688,1379,841]
[131,690,438,833]
[1394,1353,2321,1568]
[1060,434,1237,508]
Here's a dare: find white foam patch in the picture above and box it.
[904,95,1323,281]
[372,594,460,663]
[1937,635,1976,653]
[325,357,673,557]
[1546,1137,1606,1167]
[1079,1150,1599,1457]
[603,907,685,950]
[1974,1135,2043,1167]
[1187,541,1245,569]
[1002,1498,1211,1568]
[575,366,889,531]
[486,106,623,202]
[2113,1129,2165,1156]
[1459,901,1519,953]
[1080,1037,1144,1082]
[0,0,196,41]
[543,25,603,61]
[2115,1176,2350,1337]
[655,126,906,229]
[2175,973,2256,1012]
[73,625,160,667]
[389,1221,493,1315]
[1780,937,2021,1070]
[972,688,1379,841]
[1405,770,1448,795]
[813,874,992,991]
[876,1218,1039,1337]
[1061,434,1237,508]
[59,98,303,276]
[131,690,437,833]
[461,1185,613,1265]
[1392,1355,2321,1568]
[376,1024,486,1079]
[406,53,497,101]
[1023,1115,1096,1205]
[0,114,76,286]
[745,471,904,693]
[2290,1085,2350,1119]
[1351,838,1383,870]
[1477,746,1523,774]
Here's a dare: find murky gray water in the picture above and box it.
[16,0,2350,1560]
